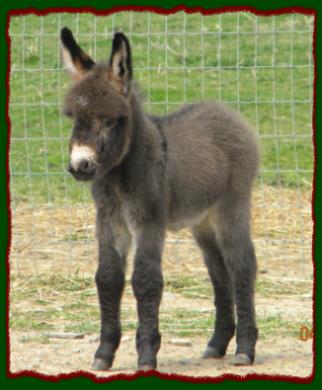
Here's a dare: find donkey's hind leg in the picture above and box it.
[214,195,258,365]
[192,216,236,360]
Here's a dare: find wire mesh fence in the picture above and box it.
[8,11,314,346]
[9,11,314,262]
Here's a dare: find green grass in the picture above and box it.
[165,275,312,300]
[9,12,314,204]
[10,272,312,339]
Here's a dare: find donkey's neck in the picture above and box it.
[128,91,162,161]
[102,91,162,193]
[130,92,147,142]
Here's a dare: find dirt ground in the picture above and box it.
[9,332,313,379]
[8,186,314,380]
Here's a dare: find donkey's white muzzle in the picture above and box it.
[70,144,96,171]
[68,144,97,181]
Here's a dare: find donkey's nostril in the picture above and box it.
[68,158,96,181]
[81,160,89,171]
[78,159,94,174]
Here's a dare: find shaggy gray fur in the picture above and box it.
[60,27,260,371]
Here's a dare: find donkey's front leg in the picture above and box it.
[92,215,131,371]
[131,224,165,371]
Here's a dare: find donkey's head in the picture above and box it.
[60,28,133,181]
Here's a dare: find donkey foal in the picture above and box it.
[60,28,260,371]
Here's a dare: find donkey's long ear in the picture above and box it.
[108,32,132,95]
[60,27,95,81]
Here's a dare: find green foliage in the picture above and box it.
[9,12,314,204]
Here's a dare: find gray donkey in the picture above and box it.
[60,27,260,371]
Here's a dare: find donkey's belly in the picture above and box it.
[166,209,209,232]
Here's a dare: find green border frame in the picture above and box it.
[1,0,319,387]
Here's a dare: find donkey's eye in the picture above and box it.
[103,118,117,129]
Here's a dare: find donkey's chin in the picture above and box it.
[69,169,96,182]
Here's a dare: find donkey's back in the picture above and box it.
[152,102,259,229]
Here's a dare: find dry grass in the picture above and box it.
[9,185,313,279]
[8,185,314,343]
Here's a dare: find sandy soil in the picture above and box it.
[9,331,313,379]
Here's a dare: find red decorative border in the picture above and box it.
[5,4,317,384]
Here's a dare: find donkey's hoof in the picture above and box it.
[138,364,155,372]
[234,353,253,366]
[91,358,112,371]
[202,347,223,359]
